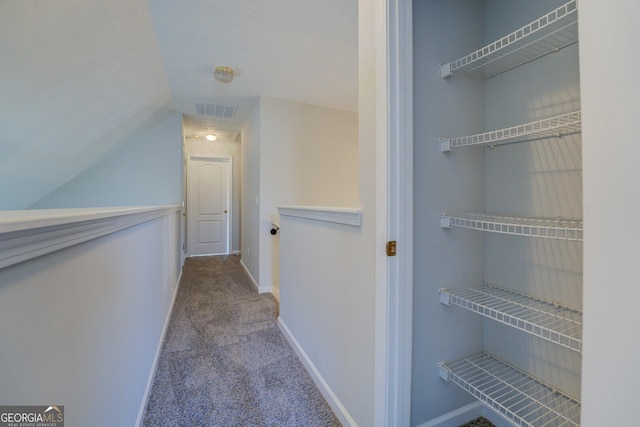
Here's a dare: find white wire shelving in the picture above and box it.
[438,352,580,427]
[440,213,583,241]
[440,111,581,152]
[439,284,582,352]
[440,0,578,79]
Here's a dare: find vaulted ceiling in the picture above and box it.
[0,0,358,209]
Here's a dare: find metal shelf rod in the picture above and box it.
[438,353,580,427]
[439,284,582,352]
[440,0,578,79]
[440,111,581,152]
[440,212,583,242]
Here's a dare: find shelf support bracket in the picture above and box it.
[440,138,452,152]
[440,62,453,79]
[438,288,451,305]
[440,213,452,229]
[437,362,451,381]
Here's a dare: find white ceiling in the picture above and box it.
[0,0,358,209]
[151,0,358,137]
[151,0,358,108]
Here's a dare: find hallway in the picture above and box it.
[142,255,340,426]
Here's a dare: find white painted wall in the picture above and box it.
[185,137,241,253]
[278,217,373,426]
[30,113,183,209]
[260,97,359,208]
[239,97,358,295]
[258,97,358,296]
[0,210,181,427]
[240,104,261,286]
[275,1,376,425]
[580,1,640,425]
[362,0,390,421]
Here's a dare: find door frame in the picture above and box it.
[374,0,413,425]
[181,145,187,265]
[186,155,233,257]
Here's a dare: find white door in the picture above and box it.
[187,156,231,256]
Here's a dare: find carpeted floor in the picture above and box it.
[460,416,495,427]
[143,255,341,427]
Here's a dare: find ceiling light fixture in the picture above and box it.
[214,66,234,83]
[205,134,217,141]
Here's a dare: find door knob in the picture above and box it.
[224,210,228,213]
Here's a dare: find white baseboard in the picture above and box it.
[258,285,272,294]
[416,401,483,427]
[277,317,357,427]
[135,270,182,427]
[239,258,272,294]
[230,250,241,255]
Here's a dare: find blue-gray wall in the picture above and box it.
[412,1,486,423]
[30,112,183,209]
[482,0,582,400]
[412,0,582,425]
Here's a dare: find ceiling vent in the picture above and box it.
[195,102,237,119]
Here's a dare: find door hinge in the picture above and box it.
[386,241,397,257]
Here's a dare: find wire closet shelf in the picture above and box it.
[440,0,578,79]
[440,213,583,241]
[438,352,580,427]
[439,285,582,352]
[440,111,581,152]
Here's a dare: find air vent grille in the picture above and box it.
[195,102,237,119]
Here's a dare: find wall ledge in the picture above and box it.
[277,206,362,227]
[0,205,181,269]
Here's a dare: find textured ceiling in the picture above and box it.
[0,0,358,209]
[149,0,358,115]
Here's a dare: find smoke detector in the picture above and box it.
[214,66,234,83]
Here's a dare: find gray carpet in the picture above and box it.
[143,255,341,427]
[460,417,495,427]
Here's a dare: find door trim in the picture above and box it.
[186,155,232,257]
[374,0,413,425]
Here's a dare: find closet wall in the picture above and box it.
[412,1,582,425]
[412,0,486,423]
[482,0,582,400]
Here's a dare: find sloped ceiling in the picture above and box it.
[149,0,358,117]
[0,0,358,209]
[151,0,358,140]
[0,0,174,209]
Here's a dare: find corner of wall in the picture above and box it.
[240,103,261,285]
[30,111,183,209]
